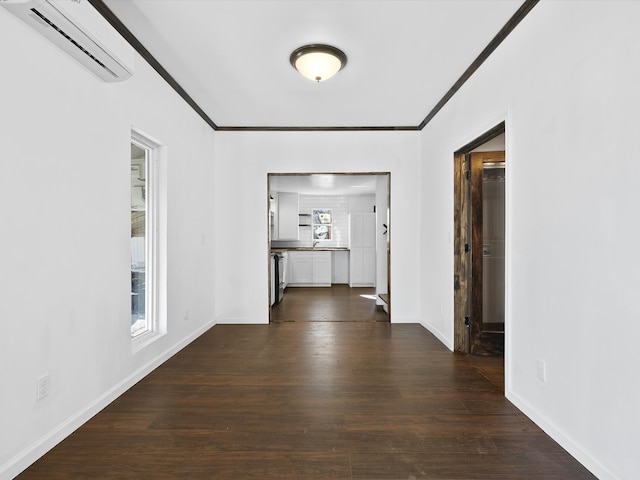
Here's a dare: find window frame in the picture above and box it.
[312,208,333,241]
[130,129,164,350]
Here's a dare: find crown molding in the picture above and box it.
[87,0,218,131]
[418,0,539,130]
[216,126,419,132]
[88,0,538,133]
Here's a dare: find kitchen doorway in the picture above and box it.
[267,173,390,323]
[454,123,506,356]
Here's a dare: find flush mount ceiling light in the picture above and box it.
[290,44,347,82]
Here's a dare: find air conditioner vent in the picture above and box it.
[1,0,134,82]
[30,7,117,77]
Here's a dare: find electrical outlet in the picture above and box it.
[184,308,189,321]
[536,360,546,382]
[37,373,50,400]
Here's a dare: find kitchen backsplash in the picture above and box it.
[272,194,374,249]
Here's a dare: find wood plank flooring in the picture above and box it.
[17,322,595,479]
[271,285,388,323]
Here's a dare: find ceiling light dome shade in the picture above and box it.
[290,44,347,82]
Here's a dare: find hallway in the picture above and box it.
[18,322,594,479]
[271,285,389,323]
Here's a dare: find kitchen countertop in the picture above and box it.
[271,247,350,252]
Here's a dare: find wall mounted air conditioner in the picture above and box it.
[0,0,134,82]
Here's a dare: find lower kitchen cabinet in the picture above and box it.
[349,248,376,286]
[289,252,313,284]
[349,212,376,287]
[312,252,331,285]
[288,251,332,286]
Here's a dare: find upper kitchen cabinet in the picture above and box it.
[271,192,299,241]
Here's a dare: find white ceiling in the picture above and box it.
[101,0,524,128]
[270,174,379,196]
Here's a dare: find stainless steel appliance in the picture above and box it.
[272,253,286,304]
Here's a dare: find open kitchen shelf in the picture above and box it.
[299,213,311,226]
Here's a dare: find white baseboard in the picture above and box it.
[417,321,615,478]
[506,389,618,480]
[1,320,217,480]
[418,321,454,351]
[215,316,268,324]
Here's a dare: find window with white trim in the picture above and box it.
[130,132,160,340]
[312,209,333,241]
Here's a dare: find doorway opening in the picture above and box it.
[454,123,506,357]
[267,173,390,323]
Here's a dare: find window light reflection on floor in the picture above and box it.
[360,294,377,300]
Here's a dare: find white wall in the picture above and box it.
[472,132,505,152]
[0,9,216,478]
[8,0,635,478]
[419,2,640,479]
[213,131,420,324]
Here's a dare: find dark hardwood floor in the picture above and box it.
[271,285,389,323]
[17,319,594,479]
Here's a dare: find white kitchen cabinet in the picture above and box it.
[312,252,332,285]
[349,213,376,287]
[331,250,350,284]
[276,192,299,240]
[288,251,331,286]
[289,251,313,284]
